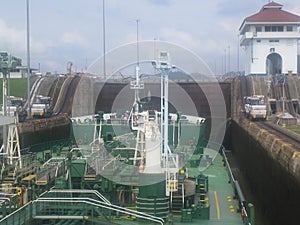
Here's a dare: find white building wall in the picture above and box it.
[241,21,300,76]
[243,44,252,75]
[281,39,298,74]
[252,40,266,75]
[244,37,299,76]
[0,72,23,78]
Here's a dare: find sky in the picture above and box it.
[0,0,299,75]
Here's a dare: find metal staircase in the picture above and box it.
[171,183,184,213]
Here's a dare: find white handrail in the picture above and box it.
[35,197,164,225]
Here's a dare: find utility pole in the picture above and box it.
[224,48,227,75]
[237,34,240,74]
[102,0,106,79]
[228,45,230,76]
[26,0,31,118]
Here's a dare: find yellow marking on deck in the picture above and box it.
[22,174,36,181]
[292,152,300,159]
[214,191,221,220]
[227,196,232,202]
[281,143,292,149]
[36,180,48,185]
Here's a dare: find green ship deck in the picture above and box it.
[0,148,252,225]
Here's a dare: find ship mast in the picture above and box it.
[152,52,179,196]
[153,51,172,156]
[134,19,140,114]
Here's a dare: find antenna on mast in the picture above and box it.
[130,19,144,115]
[136,19,140,67]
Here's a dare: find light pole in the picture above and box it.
[102,0,106,79]
[224,48,227,75]
[228,45,230,75]
[237,34,240,74]
[282,77,285,112]
[26,0,31,118]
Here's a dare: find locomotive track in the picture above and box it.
[257,121,300,149]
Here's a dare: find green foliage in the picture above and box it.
[0,78,28,105]
[286,124,300,135]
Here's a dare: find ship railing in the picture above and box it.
[218,143,253,225]
[43,189,111,205]
[40,157,66,168]
[163,152,179,195]
[0,162,5,180]
[33,197,164,225]
[0,201,32,224]
[36,158,66,184]
[102,154,121,170]
[0,145,6,155]
[0,144,6,180]
[74,147,120,175]
[12,161,19,179]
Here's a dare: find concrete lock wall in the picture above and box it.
[231,118,300,225]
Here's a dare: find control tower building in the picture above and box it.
[239,1,300,76]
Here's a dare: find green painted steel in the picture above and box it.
[248,203,255,225]
[137,174,168,218]
[71,159,86,178]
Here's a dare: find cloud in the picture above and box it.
[159,28,223,56]
[2,0,297,74]
[60,32,87,46]
[0,18,54,58]
[146,0,173,6]
[160,28,200,49]
[0,19,26,53]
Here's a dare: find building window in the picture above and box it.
[256,40,261,43]
[256,26,262,32]
[287,26,293,32]
[269,40,279,43]
[265,26,284,32]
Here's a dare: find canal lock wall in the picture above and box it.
[231,77,300,225]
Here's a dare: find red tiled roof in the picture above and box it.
[245,1,300,23]
[264,1,283,8]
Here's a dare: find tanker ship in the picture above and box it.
[0,52,253,225]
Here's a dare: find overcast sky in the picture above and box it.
[0,0,299,75]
